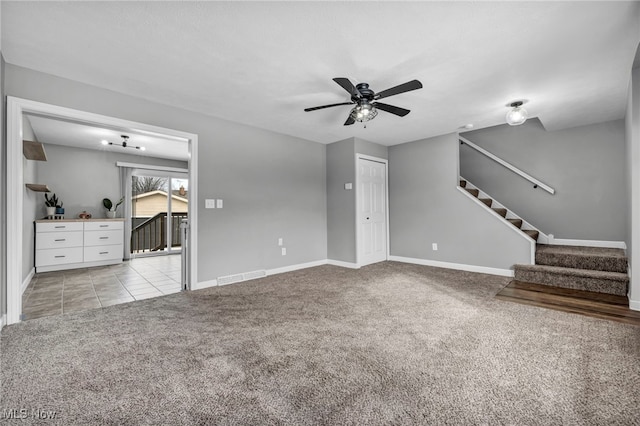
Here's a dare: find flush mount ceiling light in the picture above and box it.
[506,100,528,126]
[101,135,146,151]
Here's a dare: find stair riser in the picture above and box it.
[514,269,628,296]
[536,253,628,274]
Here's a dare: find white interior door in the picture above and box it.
[357,157,388,266]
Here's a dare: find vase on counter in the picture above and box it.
[106,210,116,219]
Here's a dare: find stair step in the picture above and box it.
[514,264,629,296]
[479,198,492,207]
[464,187,479,197]
[459,180,467,188]
[524,230,539,241]
[536,244,627,273]
[493,208,507,217]
[507,218,523,228]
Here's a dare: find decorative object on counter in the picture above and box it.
[44,193,64,218]
[78,211,92,219]
[103,197,124,219]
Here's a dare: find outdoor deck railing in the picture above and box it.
[131,212,188,253]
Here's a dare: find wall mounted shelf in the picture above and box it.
[25,184,51,192]
[23,140,48,161]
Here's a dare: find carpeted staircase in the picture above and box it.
[514,245,629,296]
[459,177,629,298]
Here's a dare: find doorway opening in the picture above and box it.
[6,97,199,325]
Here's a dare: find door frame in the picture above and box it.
[6,96,199,325]
[354,154,390,266]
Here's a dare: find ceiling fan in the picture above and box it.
[304,77,423,126]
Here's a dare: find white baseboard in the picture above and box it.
[547,235,627,249]
[194,259,330,290]
[327,259,360,269]
[1,314,6,329]
[267,259,328,276]
[192,279,218,290]
[21,268,35,295]
[388,255,514,277]
[629,299,640,311]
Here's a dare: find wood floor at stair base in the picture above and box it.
[514,266,628,296]
[496,281,640,326]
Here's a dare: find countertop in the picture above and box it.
[35,218,126,223]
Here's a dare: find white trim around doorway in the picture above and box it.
[354,153,390,267]
[5,96,199,325]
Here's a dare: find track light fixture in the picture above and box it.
[101,135,146,151]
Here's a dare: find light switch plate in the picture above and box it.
[205,199,216,209]
[278,238,283,246]
[216,199,223,208]
[281,247,287,256]
[345,183,353,190]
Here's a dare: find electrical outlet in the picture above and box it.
[278,238,283,246]
[216,199,223,209]
[432,243,438,251]
[205,199,216,209]
[281,247,286,256]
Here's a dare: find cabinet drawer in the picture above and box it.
[84,245,123,262]
[36,231,83,250]
[36,222,84,233]
[84,230,123,247]
[84,221,124,231]
[36,247,83,267]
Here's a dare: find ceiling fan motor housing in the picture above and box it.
[354,83,375,102]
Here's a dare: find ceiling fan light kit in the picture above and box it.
[351,102,378,122]
[305,78,423,126]
[506,100,528,126]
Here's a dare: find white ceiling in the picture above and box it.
[26,114,190,162]
[3,2,640,146]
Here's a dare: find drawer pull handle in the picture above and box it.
[99,225,109,228]
[54,226,66,229]
[54,255,66,258]
[99,237,109,240]
[99,251,109,255]
[54,239,66,242]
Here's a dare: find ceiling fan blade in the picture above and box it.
[333,78,361,99]
[373,102,411,117]
[344,114,355,126]
[374,79,423,100]
[304,102,354,112]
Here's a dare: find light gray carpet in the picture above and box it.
[1,262,639,425]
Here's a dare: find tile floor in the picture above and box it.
[22,254,183,321]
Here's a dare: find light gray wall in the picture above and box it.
[460,118,627,241]
[625,48,640,305]
[35,144,187,220]
[326,137,388,263]
[5,64,327,283]
[355,137,388,160]
[389,133,531,269]
[326,138,356,263]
